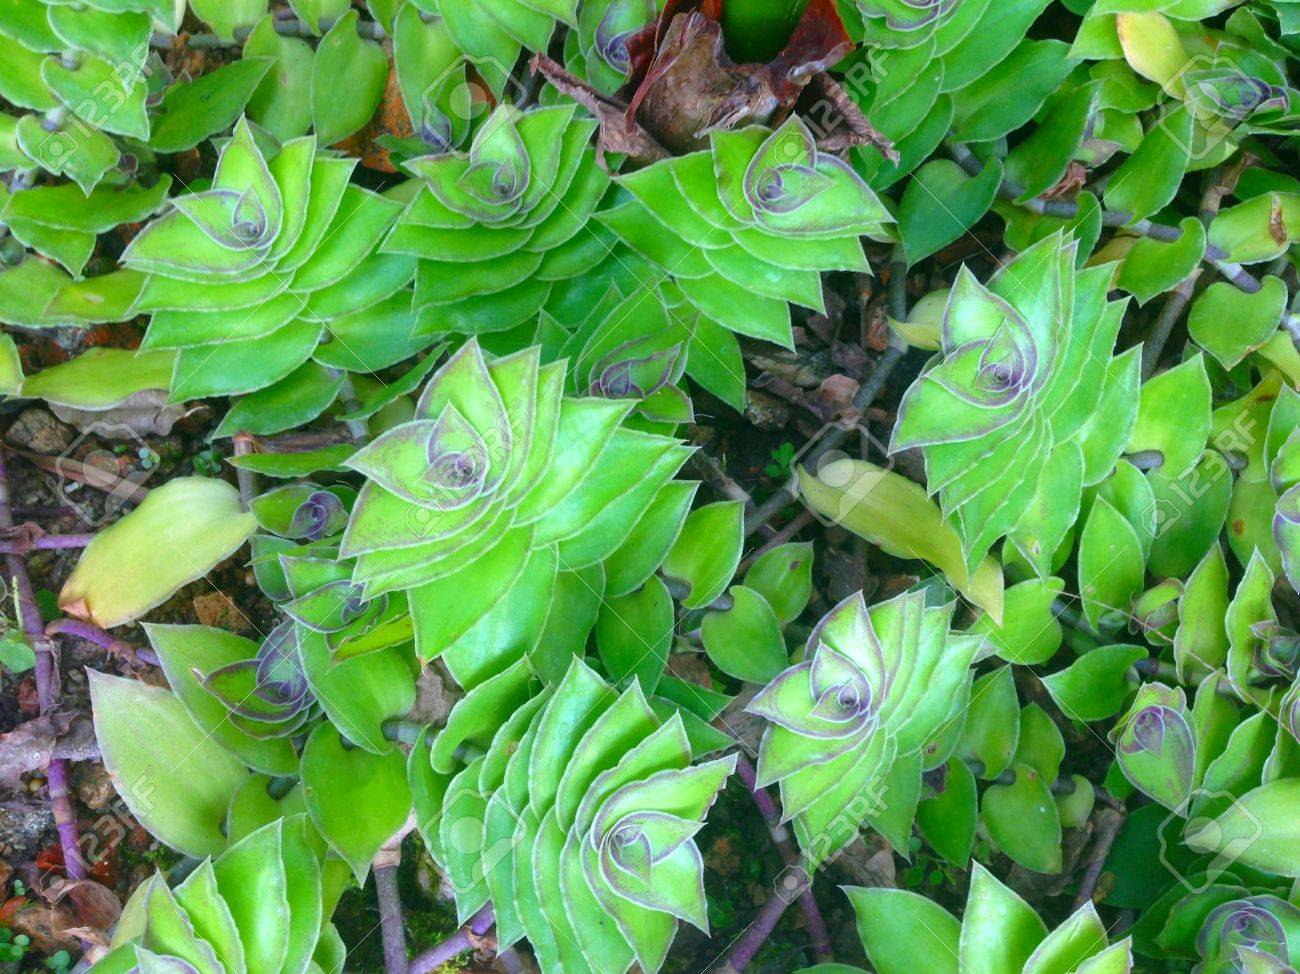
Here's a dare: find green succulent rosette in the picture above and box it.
[1074,5,1297,170]
[341,337,694,676]
[890,231,1139,575]
[598,116,894,348]
[746,588,981,865]
[841,0,1093,239]
[517,244,750,412]
[535,281,698,425]
[181,619,321,746]
[60,118,413,399]
[412,658,735,974]
[1127,870,1300,971]
[1189,895,1300,974]
[155,550,415,757]
[838,0,1017,191]
[561,0,664,94]
[394,1,625,155]
[846,862,1134,974]
[1110,682,1195,813]
[89,816,345,974]
[252,485,431,678]
[383,103,613,337]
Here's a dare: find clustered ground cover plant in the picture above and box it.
[1,0,1300,972]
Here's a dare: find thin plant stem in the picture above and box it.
[1073,806,1127,910]
[407,904,495,974]
[1141,269,1202,379]
[734,754,833,964]
[944,141,1265,294]
[336,375,371,445]
[374,838,408,974]
[738,509,814,574]
[0,532,95,554]
[715,889,794,974]
[46,617,159,667]
[689,450,754,510]
[11,448,150,504]
[0,448,84,880]
[748,330,909,535]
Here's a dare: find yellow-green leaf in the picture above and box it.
[60,477,256,628]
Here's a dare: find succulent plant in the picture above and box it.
[535,279,698,424]
[191,619,321,741]
[845,862,1134,974]
[1096,8,1297,165]
[12,4,1300,973]
[251,481,351,543]
[890,231,1138,575]
[0,175,173,279]
[383,104,613,337]
[854,0,961,44]
[0,0,395,195]
[916,671,1086,875]
[92,618,418,876]
[246,483,417,671]
[89,816,345,974]
[341,337,693,670]
[519,248,750,411]
[1192,895,1300,974]
[599,116,893,347]
[746,588,982,864]
[1112,850,1300,967]
[1110,682,1196,813]
[407,0,575,93]
[844,0,1078,200]
[412,657,735,974]
[0,1,162,192]
[42,117,414,398]
[565,0,664,94]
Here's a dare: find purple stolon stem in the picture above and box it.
[718,889,795,974]
[0,448,85,880]
[0,532,95,554]
[37,533,94,549]
[407,904,494,974]
[45,618,159,667]
[734,754,833,964]
[374,861,408,974]
[735,752,781,825]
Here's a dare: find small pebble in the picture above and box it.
[5,408,72,454]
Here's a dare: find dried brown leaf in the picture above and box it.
[0,714,75,788]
